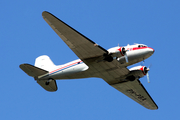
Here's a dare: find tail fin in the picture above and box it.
[35,55,56,71]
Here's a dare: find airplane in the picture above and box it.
[19,11,158,110]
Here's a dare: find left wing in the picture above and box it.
[111,80,158,110]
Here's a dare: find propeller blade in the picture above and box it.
[147,71,150,83]
[144,67,150,83]
[125,53,128,63]
[148,64,152,69]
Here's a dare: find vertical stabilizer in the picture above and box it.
[35,55,56,71]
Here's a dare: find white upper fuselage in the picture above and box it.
[39,44,154,80]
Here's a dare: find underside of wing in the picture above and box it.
[111,80,158,110]
[42,11,108,62]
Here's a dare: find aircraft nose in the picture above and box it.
[148,47,155,55]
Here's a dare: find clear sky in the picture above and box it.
[1,0,180,120]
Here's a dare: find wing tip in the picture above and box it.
[151,105,158,110]
[146,104,158,110]
[42,11,55,18]
[42,11,49,16]
[149,107,158,110]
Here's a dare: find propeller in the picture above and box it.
[147,72,150,83]
[121,47,128,63]
[141,61,152,83]
[124,53,128,63]
[144,66,150,83]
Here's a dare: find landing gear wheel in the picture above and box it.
[45,81,50,85]
[45,79,53,85]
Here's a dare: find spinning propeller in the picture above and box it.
[141,61,152,83]
[125,53,128,63]
[121,47,128,63]
[144,66,150,83]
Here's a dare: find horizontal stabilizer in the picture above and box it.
[20,64,48,77]
[20,64,57,92]
[37,80,58,92]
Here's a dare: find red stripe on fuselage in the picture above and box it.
[124,47,154,52]
[132,47,154,51]
[49,60,82,74]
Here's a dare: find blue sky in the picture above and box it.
[1,0,180,119]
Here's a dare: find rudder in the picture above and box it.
[35,55,56,71]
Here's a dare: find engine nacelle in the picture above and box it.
[107,46,126,58]
[126,66,149,81]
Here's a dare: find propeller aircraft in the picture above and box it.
[20,11,158,110]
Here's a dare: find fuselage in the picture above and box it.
[39,44,154,80]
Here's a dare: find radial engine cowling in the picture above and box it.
[127,66,149,81]
[107,47,126,58]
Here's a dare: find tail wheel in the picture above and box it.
[45,78,53,85]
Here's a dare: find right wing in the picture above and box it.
[111,80,158,110]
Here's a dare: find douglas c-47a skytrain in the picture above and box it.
[20,11,158,110]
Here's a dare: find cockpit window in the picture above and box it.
[138,45,147,48]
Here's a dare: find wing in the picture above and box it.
[42,11,108,61]
[111,80,158,110]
